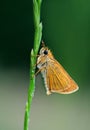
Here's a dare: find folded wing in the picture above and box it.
[46,59,79,94]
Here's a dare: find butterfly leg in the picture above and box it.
[35,66,46,76]
[30,67,45,79]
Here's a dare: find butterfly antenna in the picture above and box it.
[41,40,45,47]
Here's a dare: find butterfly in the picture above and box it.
[36,44,79,95]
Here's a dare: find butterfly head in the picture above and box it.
[37,47,54,68]
[40,47,48,55]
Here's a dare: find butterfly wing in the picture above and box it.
[46,59,79,94]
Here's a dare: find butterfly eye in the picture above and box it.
[44,50,48,55]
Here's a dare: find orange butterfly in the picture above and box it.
[36,44,79,95]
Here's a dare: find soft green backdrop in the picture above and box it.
[0,0,89,130]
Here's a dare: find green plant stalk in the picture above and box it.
[24,0,42,130]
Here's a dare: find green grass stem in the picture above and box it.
[24,0,42,130]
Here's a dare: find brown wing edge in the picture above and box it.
[51,84,79,94]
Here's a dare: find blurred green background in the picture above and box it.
[0,0,89,130]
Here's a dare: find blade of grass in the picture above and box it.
[24,0,42,130]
